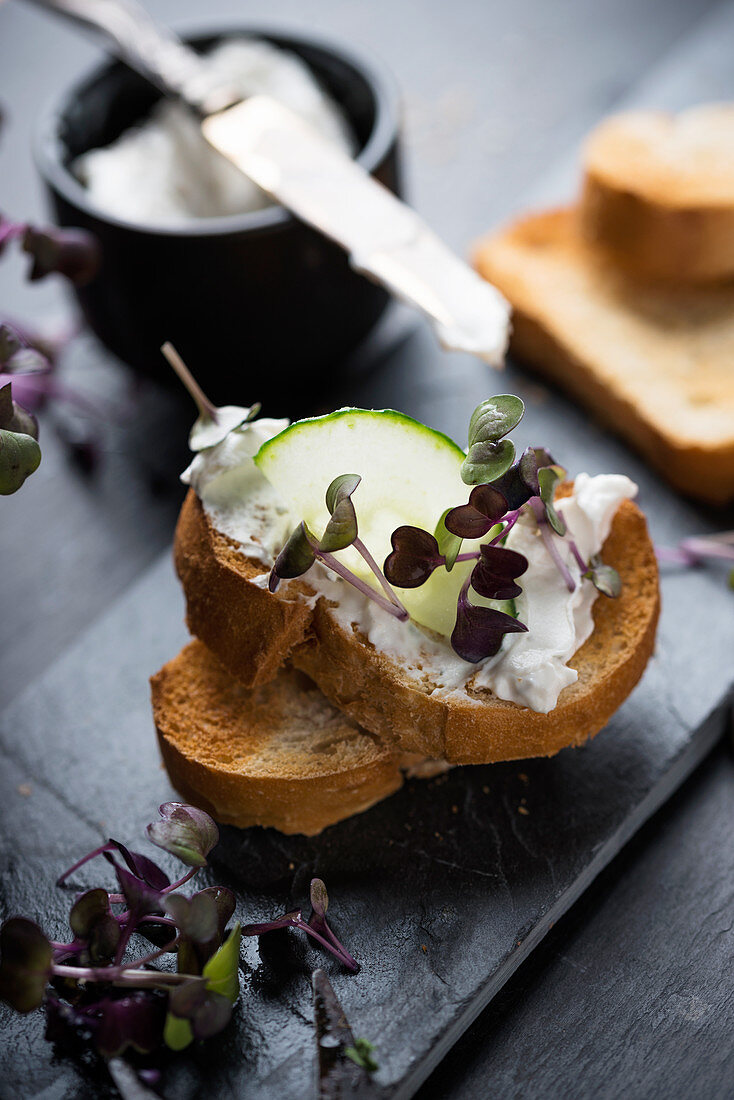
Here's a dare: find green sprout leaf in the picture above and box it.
[435,509,462,571]
[0,427,41,495]
[320,474,361,553]
[538,465,567,536]
[461,438,515,486]
[147,803,219,868]
[585,555,622,598]
[461,395,525,485]
[345,1037,379,1073]
[270,521,318,590]
[164,923,241,1051]
[0,917,53,1013]
[0,383,38,439]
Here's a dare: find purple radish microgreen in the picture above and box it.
[451,575,528,664]
[147,802,219,868]
[444,483,508,539]
[460,394,524,485]
[384,526,447,588]
[0,803,243,1069]
[161,342,261,451]
[243,878,358,973]
[270,476,409,619]
[470,545,528,601]
[657,531,734,591]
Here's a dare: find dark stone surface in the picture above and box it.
[2,0,734,1097]
[0,320,732,1098]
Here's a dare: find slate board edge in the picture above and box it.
[392,696,732,1100]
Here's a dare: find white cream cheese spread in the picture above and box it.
[74,40,355,224]
[183,421,637,714]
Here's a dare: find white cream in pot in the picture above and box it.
[74,39,355,224]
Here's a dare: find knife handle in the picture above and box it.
[20,0,236,114]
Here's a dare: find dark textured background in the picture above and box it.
[1,1,734,1097]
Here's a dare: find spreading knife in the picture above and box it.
[22,0,511,365]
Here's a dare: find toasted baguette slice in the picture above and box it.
[174,487,659,765]
[474,207,734,504]
[151,640,410,835]
[580,105,734,281]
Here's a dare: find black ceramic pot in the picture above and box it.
[35,28,402,406]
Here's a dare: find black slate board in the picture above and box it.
[1,328,733,1099]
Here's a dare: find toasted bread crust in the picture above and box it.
[580,107,734,282]
[474,207,734,504]
[151,641,405,835]
[176,487,660,764]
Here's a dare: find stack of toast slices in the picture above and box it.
[151,484,659,836]
[474,105,734,505]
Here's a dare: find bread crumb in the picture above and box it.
[17,783,31,797]
[421,944,427,953]
[518,805,529,816]
[519,772,528,784]
[482,785,490,794]
[451,805,458,814]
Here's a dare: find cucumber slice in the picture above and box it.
[255,408,469,632]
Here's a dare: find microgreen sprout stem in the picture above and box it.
[353,535,409,617]
[161,341,218,422]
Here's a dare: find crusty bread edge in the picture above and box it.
[151,653,405,836]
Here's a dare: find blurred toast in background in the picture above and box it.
[474,106,734,506]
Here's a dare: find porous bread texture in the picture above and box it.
[174,486,660,765]
[580,105,734,281]
[474,207,734,504]
[151,640,406,835]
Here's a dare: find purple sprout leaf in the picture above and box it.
[307,879,359,972]
[585,554,622,599]
[434,509,462,571]
[22,226,99,286]
[489,445,550,511]
[461,395,524,486]
[269,521,318,592]
[146,803,219,868]
[384,526,445,588]
[111,864,164,918]
[537,465,568,536]
[470,545,528,601]
[0,917,53,1013]
[110,841,170,891]
[451,587,528,664]
[68,889,119,961]
[320,474,360,553]
[165,892,218,947]
[197,886,236,940]
[88,992,166,1057]
[445,483,508,539]
[0,426,42,495]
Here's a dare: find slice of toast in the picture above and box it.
[580,105,734,281]
[174,487,660,765]
[151,640,410,835]
[474,207,734,504]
